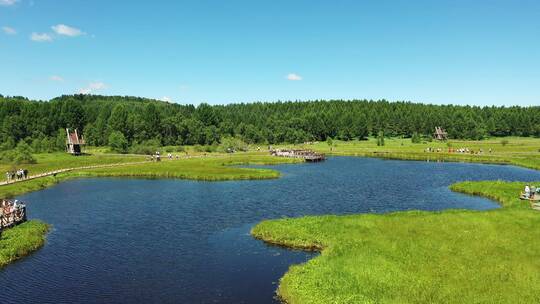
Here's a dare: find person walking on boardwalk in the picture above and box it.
[5,171,10,182]
[525,185,531,199]
[23,169,28,179]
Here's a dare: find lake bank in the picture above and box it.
[3,157,540,303]
[0,220,49,268]
[0,153,301,198]
[0,153,300,268]
[281,137,540,171]
[252,179,540,304]
[2,147,540,301]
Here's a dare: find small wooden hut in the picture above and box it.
[433,127,448,141]
[66,128,85,155]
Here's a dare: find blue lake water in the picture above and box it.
[2,157,540,303]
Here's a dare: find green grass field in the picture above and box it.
[0,220,49,268]
[0,152,301,198]
[252,180,540,304]
[281,136,540,170]
[0,151,145,183]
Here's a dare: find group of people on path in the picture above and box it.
[147,151,182,162]
[424,147,493,154]
[4,169,29,183]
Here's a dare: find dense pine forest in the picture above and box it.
[1,94,539,153]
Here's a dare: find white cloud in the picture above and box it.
[51,24,85,37]
[49,75,64,82]
[1,26,16,35]
[78,88,92,94]
[286,73,302,81]
[161,96,172,102]
[89,82,106,90]
[30,32,53,42]
[0,0,18,6]
[78,81,107,94]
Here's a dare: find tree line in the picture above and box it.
[1,94,539,153]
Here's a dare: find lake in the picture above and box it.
[2,157,540,303]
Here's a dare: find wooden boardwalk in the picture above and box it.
[0,161,148,186]
[0,154,215,187]
[270,149,325,162]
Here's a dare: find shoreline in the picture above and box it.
[2,150,540,296]
[251,180,540,304]
[0,220,50,268]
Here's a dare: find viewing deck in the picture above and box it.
[271,149,326,162]
[0,199,27,232]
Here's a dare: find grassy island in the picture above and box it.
[252,180,540,304]
[0,152,301,198]
[0,220,49,268]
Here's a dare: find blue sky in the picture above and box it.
[0,0,539,105]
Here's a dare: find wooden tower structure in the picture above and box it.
[433,127,448,141]
[66,128,85,155]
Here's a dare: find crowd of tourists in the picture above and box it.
[1,199,21,214]
[4,169,29,183]
[523,185,540,199]
[0,199,26,229]
[424,147,493,154]
[147,151,181,162]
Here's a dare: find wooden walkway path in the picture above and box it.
[0,161,148,186]
[0,154,215,187]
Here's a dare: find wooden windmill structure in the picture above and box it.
[66,128,85,155]
[433,127,448,141]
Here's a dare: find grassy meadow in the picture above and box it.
[0,151,146,183]
[0,220,49,268]
[0,152,301,198]
[252,180,540,304]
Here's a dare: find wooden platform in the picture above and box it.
[270,149,326,162]
[0,199,27,232]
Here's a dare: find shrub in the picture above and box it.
[218,136,248,153]
[108,131,128,153]
[377,131,385,146]
[326,137,334,147]
[0,137,16,152]
[1,141,37,164]
[501,139,509,146]
[411,132,422,144]
[129,139,161,155]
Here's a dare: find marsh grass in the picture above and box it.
[0,220,49,268]
[252,180,540,304]
[0,153,301,198]
[0,152,145,183]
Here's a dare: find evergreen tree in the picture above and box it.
[108,131,128,153]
